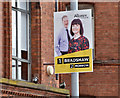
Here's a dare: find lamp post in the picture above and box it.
[70,0,79,97]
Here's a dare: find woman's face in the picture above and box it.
[72,24,80,34]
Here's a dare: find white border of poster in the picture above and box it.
[54,9,93,73]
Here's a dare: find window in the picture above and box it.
[66,3,95,59]
[12,0,31,81]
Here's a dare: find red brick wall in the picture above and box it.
[31,2,59,88]
[60,74,72,94]
[59,2,120,97]
[80,65,118,96]
[31,2,41,83]
[1,82,69,97]
[117,1,120,97]
[60,65,118,96]
[0,2,4,78]
[118,2,120,97]
[0,2,12,79]
[40,2,59,88]
[95,2,118,60]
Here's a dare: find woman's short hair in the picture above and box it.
[70,18,84,36]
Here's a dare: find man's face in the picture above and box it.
[62,17,68,29]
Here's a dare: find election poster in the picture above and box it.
[54,9,93,74]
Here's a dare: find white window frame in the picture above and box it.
[12,0,31,81]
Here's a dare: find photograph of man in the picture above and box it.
[55,15,71,56]
[68,18,89,53]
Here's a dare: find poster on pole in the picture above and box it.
[54,9,93,74]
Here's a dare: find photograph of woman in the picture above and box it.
[68,18,89,53]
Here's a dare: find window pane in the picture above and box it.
[12,11,16,56]
[12,0,15,7]
[27,14,30,60]
[18,61,28,80]
[17,0,29,10]
[17,11,28,59]
[12,1,30,81]
[78,4,93,10]
[12,60,16,79]
[66,5,70,11]
[21,50,28,60]
[18,61,22,80]
[27,1,29,11]
[21,13,28,51]
[78,4,94,17]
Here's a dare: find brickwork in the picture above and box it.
[1,84,68,97]
[95,2,119,60]
[0,2,12,79]
[60,64,118,96]
[118,2,120,97]
[31,2,41,83]
[119,2,120,60]
[31,2,59,88]
[60,74,72,94]
[40,2,59,88]
[0,2,3,79]
[0,78,69,97]
[80,64,118,96]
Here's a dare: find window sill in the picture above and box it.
[0,78,69,96]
